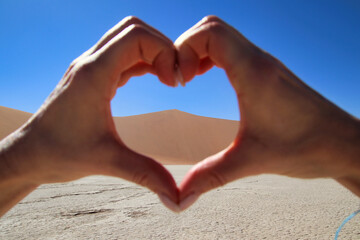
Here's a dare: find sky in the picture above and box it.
[0,0,359,121]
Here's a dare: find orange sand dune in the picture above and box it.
[0,106,32,138]
[114,110,239,164]
[0,106,239,164]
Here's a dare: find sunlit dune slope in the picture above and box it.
[114,109,238,164]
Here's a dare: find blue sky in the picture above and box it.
[0,0,359,120]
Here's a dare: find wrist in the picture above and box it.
[0,125,36,185]
[0,129,39,216]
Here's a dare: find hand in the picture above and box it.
[175,16,360,210]
[0,16,179,215]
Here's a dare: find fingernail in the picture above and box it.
[175,68,185,87]
[179,193,199,211]
[158,193,180,213]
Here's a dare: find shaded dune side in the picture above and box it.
[0,106,239,165]
[114,110,239,164]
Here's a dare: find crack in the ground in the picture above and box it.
[19,187,132,204]
[60,208,113,217]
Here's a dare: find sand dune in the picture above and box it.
[0,106,32,138]
[0,106,238,164]
[114,110,238,164]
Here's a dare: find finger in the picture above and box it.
[91,16,172,55]
[175,15,257,90]
[108,62,156,99]
[78,23,177,97]
[91,17,177,88]
[102,144,179,212]
[179,15,247,44]
[96,23,175,85]
[178,144,253,211]
[118,62,157,88]
[198,57,215,75]
[65,16,172,80]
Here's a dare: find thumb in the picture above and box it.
[178,145,246,211]
[102,145,179,212]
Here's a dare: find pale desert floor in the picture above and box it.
[1,165,359,239]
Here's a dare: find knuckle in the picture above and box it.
[126,23,147,37]
[68,49,93,72]
[68,56,83,70]
[69,59,78,69]
[199,16,231,39]
[75,57,100,78]
[205,21,227,36]
[121,15,143,26]
[202,15,223,23]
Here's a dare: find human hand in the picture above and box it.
[0,17,179,213]
[2,16,359,216]
[175,16,360,210]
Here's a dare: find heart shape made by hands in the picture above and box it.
[97,15,270,212]
[43,15,335,214]
[73,15,253,212]
[95,16,309,212]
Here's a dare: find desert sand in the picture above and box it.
[0,106,359,239]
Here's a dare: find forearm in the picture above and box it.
[0,180,38,217]
[0,129,39,217]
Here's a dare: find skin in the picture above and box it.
[175,16,360,210]
[0,16,179,217]
[0,15,359,216]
